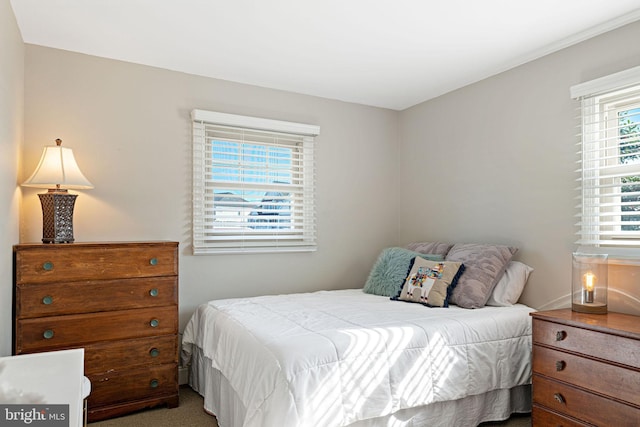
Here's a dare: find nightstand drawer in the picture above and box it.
[533,345,640,406]
[16,306,177,352]
[87,363,177,408]
[532,405,591,427]
[15,243,177,284]
[533,374,640,427]
[533,318,640,368]
[16,276,178,318]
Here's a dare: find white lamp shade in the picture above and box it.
[22,145,94,190]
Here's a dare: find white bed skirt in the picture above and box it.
[188,346,531,427]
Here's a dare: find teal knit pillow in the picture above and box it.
[363,247,444,296]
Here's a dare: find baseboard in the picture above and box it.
[179,366,189,385]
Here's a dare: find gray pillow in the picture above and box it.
[406,242,453,257]
[445,243,517,308]
[364,247,443,297]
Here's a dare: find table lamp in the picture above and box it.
[571,252,608,314]
[22,138,93,243]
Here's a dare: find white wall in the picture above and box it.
[22,45,399,329]
[398,20,640,314]
[17,14,640,336]
[0,0,23,356]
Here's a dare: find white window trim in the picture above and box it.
[570,65,640,99]
[192,109,320,255]
[192,110,320,136]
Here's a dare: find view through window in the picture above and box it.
[210,134,296,231]
[618,107,640,231]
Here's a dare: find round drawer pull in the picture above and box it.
[43,329,54,339]
[149,288,159,297]
[42,296,53,305]
[149,257,158,266]
[555,360,566,371]
[149,348,160,358]
[556,330,567,341]
[43,261,54,271]
[150,379,159,388]
[554,393,565,405]
[150,319,159,328]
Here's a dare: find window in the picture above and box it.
[192,110,320,254]
[571,66,640,252]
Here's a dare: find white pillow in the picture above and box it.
[486,261,533,306]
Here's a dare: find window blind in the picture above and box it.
[192,110,319,254]
[572,68,640,251]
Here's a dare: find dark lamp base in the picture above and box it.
[38,192,78,243]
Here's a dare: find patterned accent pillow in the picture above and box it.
[364,247,444,297]
[392,257,465,307]
[406,241,453,257]
[446,243,518,308]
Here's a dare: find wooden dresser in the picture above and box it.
[13,241,179,422]
[531,309,640,426]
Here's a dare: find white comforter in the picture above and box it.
[182,289,534,427]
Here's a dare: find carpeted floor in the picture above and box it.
[90,386,531,427]
[90,386,217,427]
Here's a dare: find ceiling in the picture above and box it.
[10,0,640,110]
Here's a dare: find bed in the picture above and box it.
[181,242,535,426]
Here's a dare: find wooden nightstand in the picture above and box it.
[13,241,179,422]
[530,309,640,426]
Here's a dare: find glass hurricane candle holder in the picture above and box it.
[572,253,608,314]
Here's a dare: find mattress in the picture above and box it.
[182,289,535,427]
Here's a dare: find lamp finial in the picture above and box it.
[55,138,62,146]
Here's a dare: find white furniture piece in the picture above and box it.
[0,348,89,427]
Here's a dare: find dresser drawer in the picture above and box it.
[87,363,177,408]
[16,306,177,353]
[532,405,591,427]
[16,276,178,318]
[15,243,177,284]
[533,345,640,407]
[533,374,640,427]
[533,318,640,368]
[19,335,178,374]
[84,335,178,374]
